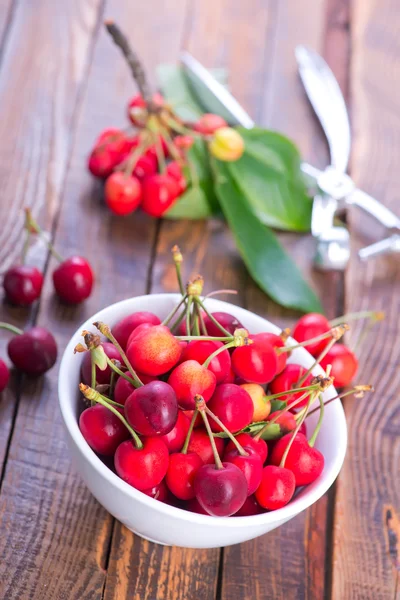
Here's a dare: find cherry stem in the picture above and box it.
[308,394,324,447]
[199,407,224,470]
[160,126,184,163]
[171,245,185,297]
[204,289,238,299]
[198,309,208,336]
[104,21,153,108]
[169,309,187,333]
[104,356,138,387]
[93,322,143,387]
[181,410,198,454]
[24,208,64,263]
[109,369,117,399]
[202,341,235,369]
[204,407,248,457]
[306,385,373,417]
[276,328,343,354]
[186,296,193,336]
[91,358,97,406]
[121,138,149,176]
[269,391,313,423]
[192,303,200,336]
[162,294,187,327]
[79,384,143,449]
[296,337,338,387]
[195,297,232,337]
[279,392,316,468]
[329,310,384,327]
[21,229,31,265]
[153,131,166,173]
[264,383,320,402]
[187,157,199,190]
[175,335,233,342]
[0,322,24,336]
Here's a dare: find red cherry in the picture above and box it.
[146,135,169,159]
[182,409,203,428]
[174,135,194,150]
[223,446,263,496]
[269,433,324,486]
[79,404,130,456]
[159,410,191,453]
[127,93,164,126]
[320,344,358,387]
[266,410,297,434]
[207,383,254,433]
[293,313,330,357]
[115,437,169,491]
[81,342,121,386]
[186,497,209,515]
[203,312,243,337]
[126,322,156,348]
[180,340,231,384]
[53,256,94,304]
[88,128,132,178]
[167,360,216,409]
[166,452,203,500]
[225,432,268,464]
[142,480,169,503]
[194,114,227,135]
[8,327,57,376]
[194,462,247,517]
[3,265,43,306]
[141,174,180,217]
[222,366,235,384]
[124,381,178,436]
[104,172,142,216]
[254,332,287,374]
[299,421,307,437]
[0,359,10,392]
[269,364,314,409]
[232,335,278,384]
[133,153,158,179]
[166,161,186,194]
[234,494,264,516]
[255,465,296,510]
[126,325,181,376]
[187,428,225,464]
[113,376,134,406]
[111,311,161,350]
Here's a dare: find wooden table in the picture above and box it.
[0,0,399,598]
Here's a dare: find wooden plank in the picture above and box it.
[331,0,400,598]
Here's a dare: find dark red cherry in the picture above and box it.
[81,342,121,386]
[194,463,247,517]
[124,381,178,436]
[207,383,254,433]
[159,410,191,453]
[8,327,57,376]
[53,256,94,304]
[79,404,130,456]
[203,312,243,337]
[114,437,169,491]
[111,311,161,350]
[113,376,134,405]
[225,432,268,464]
[0,359,10,392]
[187,428,225,465]
[234,494,263,516]
[142,480,169,503]
[3,265,43,306]
[223,446,263,496]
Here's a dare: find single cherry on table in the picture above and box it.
[3,265,43,306]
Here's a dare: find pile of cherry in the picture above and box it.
[0,209,95,391]
[75,253,373,518]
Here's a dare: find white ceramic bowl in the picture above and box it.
[59,294,347,549]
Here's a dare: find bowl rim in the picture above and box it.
[59,293,347,528]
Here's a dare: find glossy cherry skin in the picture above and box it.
[194,462,247,517]
[159,410,191,453]
[126,322,156,349]
[79,404,130,456]
[266,410,297,434]
[133,153,158,179]
[239,383,271,422]
[255,465,296,510]
[180,340,231,384]
[185,497,209,515]
[232,335,278,384]
[142,479,169,503]
[126,325,181,376]
[0,359,10,392]
[8,327,57,376]
[166,452,203,500]
[203,312,243,337]
[88,128,132,178]
[234,494,264,516]
[320,344,358,387]
[165,161,186,194]
[167,360,216,410]
[104,172,142,216]
[293,313,330,357]
[269,433,324,486]
[187,428,225,464]
[207,383,254,433]
[115,437,169,491]
[81,342,122,386]
[254,332,287,374]
[141,174,180,217]
[225,432,268,464]
[113,376,134,405]
[269,364,314,409]
[194,113,227,135]
[223,446,263,496]
[124,381,178,436]
[3,265,43,306]
[111,311,161,350]
[53,256,94,304]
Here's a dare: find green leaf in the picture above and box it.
[156,64,203,121]
[270,399,288,413]
[165,186,213,219]
[213,421,282,440]
[213,160,323,313]
[227,129,312,232]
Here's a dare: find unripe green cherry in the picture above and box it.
[209,127,244,162]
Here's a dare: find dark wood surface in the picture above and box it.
[0,0,398,598]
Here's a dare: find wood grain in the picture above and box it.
[331,0,400,598]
